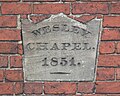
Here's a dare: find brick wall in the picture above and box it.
[0,0,120,96]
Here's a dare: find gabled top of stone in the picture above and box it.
[40,13,87,30]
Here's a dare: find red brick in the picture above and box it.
[0,16,17,28]
[110,3,120,14]
[90,0,118,1]
[96,82,120,93]
[83,94,99,96]
[23,0,59,2]
[116,42,120,54]
[0,82,23,95]
[99,42,115,54]
[62,0,75,2]
[0,0,19,1]
[103,16,120,28]
[0,83,14,95]
[44,82,76,94]
[101,29,120,40]
[33,4,70,14]
[96,15,103,19]
[98,55,120,67]
[30,15,51,24]
[5,70,23,81]
[14,82,23,94]
[20,15,28,19]
[84,94,120,96]
[18,44,23,55]
[1,3,32,15]
[0,42,18,54]
[116,68,120,80]
[0,56,8,68]
[72,3,109,14]
[0,29,21,41]
[69,15,95,24]
[0,70,4,81]
[24,83,43,94]
[78,82,94,93]
[96,68,115,81]
[10,56,22,68]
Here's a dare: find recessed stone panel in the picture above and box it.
[22,13,101,81]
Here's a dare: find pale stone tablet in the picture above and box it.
[22,13,101,81]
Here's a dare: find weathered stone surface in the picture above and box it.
[22,13,101,81]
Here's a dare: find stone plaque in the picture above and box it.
[22,13,101,81]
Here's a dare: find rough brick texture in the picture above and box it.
[10,56,23,68]
[0,0,19,1]
[0,70,4,81]
[103,16,120,27]
[44,82,76,94]
[0,29,21,41]
[96,68,115,81]
[78,82,94,93]
[0,16,17,28]
[18,44,23,55]
[33,4,70,14]
[72,3,109,14]
[1,3,32,15]
[0,56,8,68]
[101,29,120,40]
[117,42,120,54]
[116,68,120,80]
[0,83,14,95]
[96,82,120,93]
[0,42,18,54]
[98,55,120,67]
[23,0,59,2]
[14,82,23,94]
[5,70,23,81]
[110,3,120,14]
[99,42,115,54]
[24,83,43,94]
[0,0,120,95]
[0,82,23,95]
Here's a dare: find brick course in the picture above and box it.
[0,16,17,28]
[0,0,120,95]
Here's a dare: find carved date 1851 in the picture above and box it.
[42,57,81,66]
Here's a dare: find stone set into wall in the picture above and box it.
[0,0,120,96]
